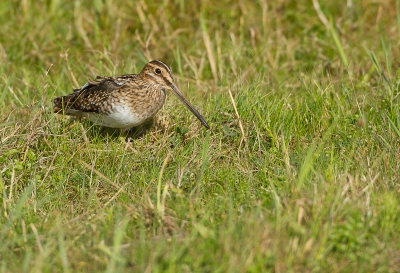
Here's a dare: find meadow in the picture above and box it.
[1,0,400,272]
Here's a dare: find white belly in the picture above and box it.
[84,105,145,129]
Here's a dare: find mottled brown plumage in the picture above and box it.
[53,60,209,130]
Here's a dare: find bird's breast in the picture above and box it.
[99,88,166,128]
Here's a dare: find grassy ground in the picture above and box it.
[1,0,400,272]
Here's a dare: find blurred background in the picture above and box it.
[1,1,400,272]
[1,0,398,106]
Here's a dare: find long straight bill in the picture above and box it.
[170,84,210,129]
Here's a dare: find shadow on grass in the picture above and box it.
[63,117,156,142]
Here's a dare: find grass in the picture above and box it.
[1,0,400,272]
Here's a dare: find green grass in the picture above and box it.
[1,0,400,272]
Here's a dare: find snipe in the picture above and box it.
[53,60,209,130]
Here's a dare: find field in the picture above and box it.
[1,0,400,272]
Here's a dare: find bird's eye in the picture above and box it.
[155,68,161,74]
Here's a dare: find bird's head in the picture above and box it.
[141,60,210,129]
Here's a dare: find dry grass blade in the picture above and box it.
[312,0,329,28]
[30,223,44,254]
[201,14,218,82]
[157,153,170,216]
[228,88,246,146]
[79,160,132,199]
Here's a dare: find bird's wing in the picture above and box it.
[54,77,128,114]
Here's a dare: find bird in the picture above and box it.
[53,60,210,130]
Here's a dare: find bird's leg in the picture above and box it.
[125,119,154,140]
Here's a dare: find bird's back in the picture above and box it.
[53,74,138,115]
